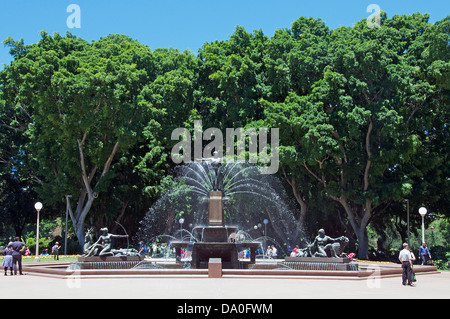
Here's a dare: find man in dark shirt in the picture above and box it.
[7,237,26,275]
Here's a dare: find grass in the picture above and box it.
[1,255,80,263]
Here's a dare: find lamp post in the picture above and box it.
[405,199,410,246]
[419,207,427,243]
[34,202,43,262]
[179,218,185,239]
[263,219,269,259]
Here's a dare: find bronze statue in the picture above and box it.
[83,227,129,257]
[306,229,349,258]
[83,228,95,255]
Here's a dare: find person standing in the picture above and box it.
[2,244,14,276]
[410,249,417,283]
[399,243,415,287]
[52,242,61,260]
[271,245,277,259]
[265,245,272,258]
[7,237,26,275]
[138,241,147,257]
[418,242,432,265]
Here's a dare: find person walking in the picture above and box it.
[418,242,432,265]
[7,237,26,275]
[2,244,14,276]
[399,243,415,287]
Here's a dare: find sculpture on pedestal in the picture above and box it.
[297,229,349,258]
[83,227,138,257]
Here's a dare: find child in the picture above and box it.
[2,245,14,276]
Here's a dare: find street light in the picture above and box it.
[405,199,410,246]
[179,218,185,239]
[419,207,427,243]
[34,202,43,262]
[263,219,269,259]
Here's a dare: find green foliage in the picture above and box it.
[0,14,448,258]
[25,237,52,255]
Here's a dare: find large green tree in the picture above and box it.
[1,33,166,245]
[1,13,447,257]
[261,13,449,258]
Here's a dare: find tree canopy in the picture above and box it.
[1,13,448,258]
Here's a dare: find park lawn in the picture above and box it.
[0,255,80,263]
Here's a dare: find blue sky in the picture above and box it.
[0,0,448,68]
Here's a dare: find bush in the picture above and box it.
[432,259,449,270]
[25,237,52,255]
[430,245,450,261]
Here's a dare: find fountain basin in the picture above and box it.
[75,256,145,269]
[171,241,261,269]
[283,256,358,271]
[193,225,238,242]
[191,242,239,269]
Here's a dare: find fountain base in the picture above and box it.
[283,256,358,271]
[77,256,145,269]
[192,242,239,269]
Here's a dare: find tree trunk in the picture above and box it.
[68,193,95,248]
[355,225,369,260]
[67,138,120,250]
[331,195,371,260]
[281,167,308,225]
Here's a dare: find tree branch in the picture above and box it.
[407,94,427,124]
[303,162,326,187]
[94,141,120,191]
[77,137,93,197]
[282,166,307,223]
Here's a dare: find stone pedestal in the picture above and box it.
[173,191,261,270]
[208,191,224,226]
[208,258,222,278]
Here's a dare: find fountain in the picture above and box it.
[137,152,361,272]
[171,190,260,269]
[27,154,433,279]
[169,155,261,269]
[137,153,305,267]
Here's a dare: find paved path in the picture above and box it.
[0,271,448,299]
